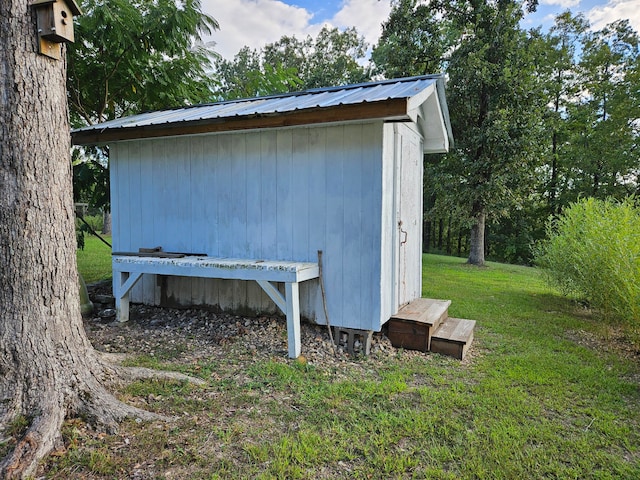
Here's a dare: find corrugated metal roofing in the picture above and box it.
[73,75,444,135]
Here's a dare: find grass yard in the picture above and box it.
[77,234,112,283]
[57,252,639,479]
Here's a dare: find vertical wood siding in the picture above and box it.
[110,121,423,331]
[379,124,398,323]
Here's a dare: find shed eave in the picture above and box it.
[406,77,453,153]
[416,93,451,153]
[71,98,410,146]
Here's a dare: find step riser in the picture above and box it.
[388,299,451,352]
[387,321,432,352]
[431,317,476,360]
[388,298,476,360]
[431,330,474,360]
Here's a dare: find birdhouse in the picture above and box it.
[32,0,81,59]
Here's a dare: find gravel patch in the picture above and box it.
[84,281,431,374]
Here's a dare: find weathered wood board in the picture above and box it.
[430,317,476,360]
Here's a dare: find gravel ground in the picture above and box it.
[83,281,434,373]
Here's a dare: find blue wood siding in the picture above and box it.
[110,122,404,330]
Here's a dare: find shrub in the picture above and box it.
[76,214,104,250]
[535,197,640,324]
[77,213,104,233]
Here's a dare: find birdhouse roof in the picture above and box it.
[32,0,82,16]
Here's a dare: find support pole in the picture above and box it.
[318,250,336,354]
[285,282,301,359]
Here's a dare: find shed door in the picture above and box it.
[394,125,423,308]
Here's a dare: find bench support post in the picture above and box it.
[257,280,301,359]
[113,270,143,322]
[285,282,301,359]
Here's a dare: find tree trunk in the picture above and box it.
[423,216,431,253]
[467,204,486,266]
[549,93,560,216]
[0,5,198,478]
[102,209,112,235]
[549,132,559,215]
[431,220,437,249]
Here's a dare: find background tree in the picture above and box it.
[505,14,639,264]
[68,0,219,127]
[216,26,370,99]
[563,20,639,202]
[264,26,370,90]
[372,0,454,78]
[375,0,545,266]
[0,2,200,478]
[441,0,547,266]
[214,46,302,99]
[477,11,589,265]
[533,12,589,217]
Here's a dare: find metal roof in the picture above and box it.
[72,75,453,150]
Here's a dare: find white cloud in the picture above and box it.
[202,0,315,59]
[587,0,640,32]
[201,0,391,60]
[539,0,580,7]
[330,0,392,48]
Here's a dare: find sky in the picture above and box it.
[201,0,640,61]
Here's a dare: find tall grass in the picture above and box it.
[535,197,640,325]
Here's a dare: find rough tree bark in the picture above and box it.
[0,4,200,478]
[467,203,486,266]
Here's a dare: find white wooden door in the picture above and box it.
[394,125,423,307]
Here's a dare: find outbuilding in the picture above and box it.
[72,75,455,357]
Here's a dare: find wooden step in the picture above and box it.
[430,317,476,360]
[388,298,451,352]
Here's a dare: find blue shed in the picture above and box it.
[72,75,454,357]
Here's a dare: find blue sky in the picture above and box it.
[280,0,345,22]
[202,0,640,60]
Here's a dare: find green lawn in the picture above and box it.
[57,252,639,479]
[77,234,112,283]
[419,255,640,478]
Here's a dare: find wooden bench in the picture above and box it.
[112,255,320,358]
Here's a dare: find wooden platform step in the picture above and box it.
[430,317,476,360]
[388,298,451,352]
